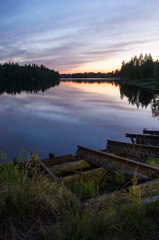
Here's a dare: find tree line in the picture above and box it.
[61,53,159,81]
[0,63,60,94]
[120,53,159,80]
[61,70,120,79]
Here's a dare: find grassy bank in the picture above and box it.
[121,78,159,92]
[1,150,159,239]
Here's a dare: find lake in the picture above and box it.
[0,79,159,160]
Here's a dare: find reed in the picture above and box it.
[1,149,159,239]
[0,149,71,239]
[143,157,159,168]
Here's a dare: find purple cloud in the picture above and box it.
[0,0,159,72]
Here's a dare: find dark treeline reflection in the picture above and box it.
[119,83,154,107]
[118,83,159,117]
[0,63,60,94]
[62,80,159,117]
[151,99,159,118]
[61,78,119,84]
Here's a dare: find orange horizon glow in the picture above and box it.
[59,59,121,74]
[58,50,159,74]
[60,68,119,74]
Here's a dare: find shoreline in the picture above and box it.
[61,77,159,92]
[118,78,159,92]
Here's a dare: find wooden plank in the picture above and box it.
[84,178,159,208]
[143,129,159,135]
[131,137,135,143]
[48,159,92,175]
[41,154,76,166]
[125,133,159,145]
[55,154,75,162]
[62,167,109,188]
[76,146,159,179]
[38,159,61,184]
[41,158,54,166]
[107,140,159,157]
[38,159,84,210]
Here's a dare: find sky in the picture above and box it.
[0,0,159,73]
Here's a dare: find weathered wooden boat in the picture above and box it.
[126,133,159,145]
[107,139,159,158]
[37,129,159,209]
[143,128,159,135]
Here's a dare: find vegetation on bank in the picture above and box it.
[119,53,159,91]
[0,63,60,94]
[120,53,159,81]
[61,70,120,79]
[1,149,159,239]
[61,53,159,91]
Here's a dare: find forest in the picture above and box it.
[61,70,120,78]
[0,63,60,94]
[61,53,159,82]
[120,53,159,80]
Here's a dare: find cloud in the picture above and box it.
[0,0,159,72]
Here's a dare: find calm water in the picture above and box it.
[0,80,159,160]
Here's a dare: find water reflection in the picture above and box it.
[152,98,159,117]
[61,78,116,84]
[117,82,159,117]
[0,77,60,95]
[0,80,159,160]
[63,80,159,117]
[119,84,153,107]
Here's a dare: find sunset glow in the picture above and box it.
[0,0,159,73]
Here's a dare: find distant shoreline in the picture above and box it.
[60,77,159,92]
[60,77,120,81]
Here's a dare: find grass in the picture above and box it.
[66,179,99,200]
[103,171,127,193]
[0,149,72,239]
[54,199,159,240]
[142,157,159,168]
[0,149,159,239]
[65,170,128,200]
